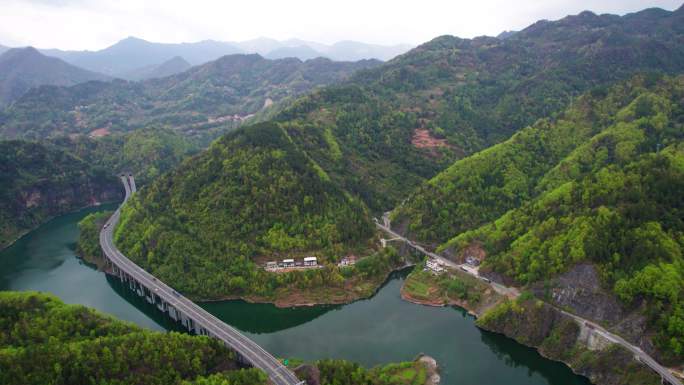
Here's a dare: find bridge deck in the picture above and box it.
[100,175,301,385]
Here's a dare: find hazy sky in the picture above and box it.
[0,0,681,50]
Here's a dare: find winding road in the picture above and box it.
[375,215,683,385]
[100,175,303,385]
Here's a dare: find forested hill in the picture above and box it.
[0,140,121,249]
[0,291,268,385]
[395,75,684,362]
[268,6,684,210]
[0,291,433,385]
[115,122,376,299]
[0,47,109,107]
[0,54,380,140]
[0,130,199,249]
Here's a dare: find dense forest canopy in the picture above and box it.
[271,6,684,210]
[0,291,268,385]
[0,140,120,248]
[0,129,199,249]
[114,122,406,300]
[0,291,431,385]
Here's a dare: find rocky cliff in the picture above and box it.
[0,140,122,249]
[476,297,661,385]
[530,264,658,359]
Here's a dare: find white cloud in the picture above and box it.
[0,0,680,50]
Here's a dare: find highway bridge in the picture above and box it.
[100,174,303,385]
[375,215,683,385]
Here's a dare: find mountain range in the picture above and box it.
[2,4,684,378]
[119,56,192,81]
[108,5,684,366]
[0,54,381,139]
[0,47,109,106]
[31,36,412,78]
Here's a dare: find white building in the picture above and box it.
[265,261,278,271]
[338,255,358,267]
[283,259,295,268]
[303,256,317,267]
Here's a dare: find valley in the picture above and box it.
[0,206,593,385]
[1,2,683,385]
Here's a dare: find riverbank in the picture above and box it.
[399,265,505,317]
[1,201,116,253]
[79,209,418,308]
[204,266,408,308]
[477,297,662,385]
[293,355,439,385]
[399,267,665,385]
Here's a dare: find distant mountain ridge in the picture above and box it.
[0,53,381,139]
[0,47,109,106]
[24,36,412,78]
[121,56,192,81]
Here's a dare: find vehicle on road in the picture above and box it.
[480,277,491,283]
[460,266,469,272]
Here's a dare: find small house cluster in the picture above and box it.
[265,257,318,271]
[337,255,358,267]
[424,258,445,274]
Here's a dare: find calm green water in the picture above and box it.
[0,207,591,385]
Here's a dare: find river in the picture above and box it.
[0,206,591,385]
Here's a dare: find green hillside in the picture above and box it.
[397,75,684,361]
[272,6,684,210]
[0,291,433,385]
[0,140,120,249]
[49,127,201,185]
[0,47,109,107]
[0,54,380,140]
[112,7,684,305]
[0,129,199,249]
[114,122,395,301]
[0,291,268,385]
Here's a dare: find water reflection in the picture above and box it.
[105,274,187,332]
[477,321,591,385]
[200,268,413,334]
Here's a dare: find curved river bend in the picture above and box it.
[0,206,591,385]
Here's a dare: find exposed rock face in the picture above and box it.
[1,140,124,249]
[529,263,656,356]
[417,354,440,385]
[294,364,321,385]
[2,171,122,249]
[476,299,661,385]
[530,264,625,325]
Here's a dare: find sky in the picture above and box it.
[0,0,681,50]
